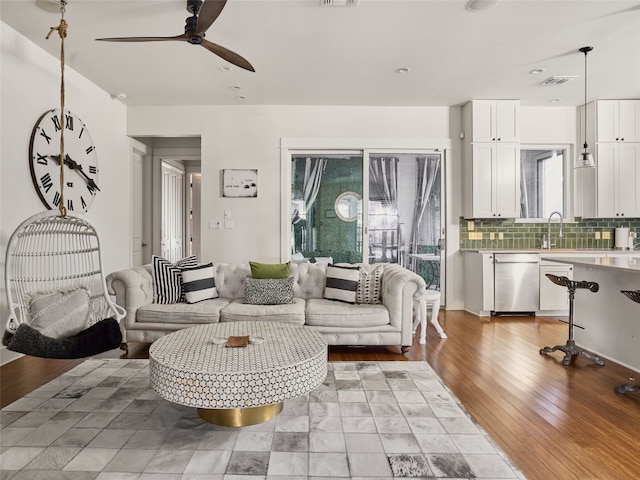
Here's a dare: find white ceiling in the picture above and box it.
[1,0,639,107]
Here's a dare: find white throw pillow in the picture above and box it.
[27,287,91,339]
[324,265,360,304]
[181,263,218,303]
[152,255,197,304]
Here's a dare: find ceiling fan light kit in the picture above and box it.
[96,0,255,72]
[576,46,596,169]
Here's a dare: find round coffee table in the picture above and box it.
[149,321,327,427]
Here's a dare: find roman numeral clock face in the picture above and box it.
[29,109,99,213]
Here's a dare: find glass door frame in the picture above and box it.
[281,141,447,300]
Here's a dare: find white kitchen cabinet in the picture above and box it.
[596,142,640,218]
[539,261,573,311]
[469,143,520,218]
[462,100,521,218]
[463,251,494,315]
[470,100,520,142]
[596,100,640,143]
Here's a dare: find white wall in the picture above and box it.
[1,22,130,364]
[128,105,456,263]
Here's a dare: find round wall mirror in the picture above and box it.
[334,191,361,222]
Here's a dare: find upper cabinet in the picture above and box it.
[596,100,640,143]
[470,100,520,143]
[581,99,640,219]
[463,100,521,219]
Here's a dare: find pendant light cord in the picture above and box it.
[46,1,68,217]
[579,46,593,155]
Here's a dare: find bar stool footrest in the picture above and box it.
[614,383,640,394]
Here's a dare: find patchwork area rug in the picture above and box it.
[1,360,525,479]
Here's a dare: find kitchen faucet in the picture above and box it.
[547,211,564,250]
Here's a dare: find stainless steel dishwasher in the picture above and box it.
[493,253,540,315]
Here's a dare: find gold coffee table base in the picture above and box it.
[198,402,283,427]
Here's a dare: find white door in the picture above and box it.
[190,173,202,260]
[161,162,184,262]
[130,143,146,267]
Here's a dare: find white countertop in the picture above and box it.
[462,248,640,258]
[542,256,640,272]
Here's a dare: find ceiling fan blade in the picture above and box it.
[96,34,188,42]
[196,0,228,35]
[201,39,255,72]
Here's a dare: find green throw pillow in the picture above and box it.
[249,261,291,279]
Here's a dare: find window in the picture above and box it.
[520,146,568,219]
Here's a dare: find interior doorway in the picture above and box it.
[130,136,201,265]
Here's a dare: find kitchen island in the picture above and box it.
[542,255,640,373]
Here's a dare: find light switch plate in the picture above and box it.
[224,219,233,229]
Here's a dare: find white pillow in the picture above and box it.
[324,265,360,304]
[27,287,91,339]
[181,263,218,303]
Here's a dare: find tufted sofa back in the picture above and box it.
[212,262,328,300]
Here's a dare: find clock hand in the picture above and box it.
[50,154,101,192]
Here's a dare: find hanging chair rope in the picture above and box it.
[46,2,68,217]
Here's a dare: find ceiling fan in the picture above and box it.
[96,0,255,72]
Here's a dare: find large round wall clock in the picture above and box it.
[29,109,100,213]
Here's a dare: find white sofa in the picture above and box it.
[106,262,426,354]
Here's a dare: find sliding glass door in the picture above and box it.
[288,149,444,293]
[368,152,442,290]
[291,153,364,264]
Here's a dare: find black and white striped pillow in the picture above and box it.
[152,255,197,304]
[324,265,360,304]
[182,263,218,303]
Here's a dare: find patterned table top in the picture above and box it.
[149,322,328,409]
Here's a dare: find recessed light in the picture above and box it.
[236,95,246,100]
[220,66,232,72]
[111,92,127,100]
[550,99,561,103]
[530,68,545,74]
[231,86,242,90]
[466,0,499,12]
[396,67,411,74]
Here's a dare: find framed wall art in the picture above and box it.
[222,169,258,198]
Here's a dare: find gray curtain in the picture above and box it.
[409,155,441,256]
[302,157,327,251]
[369,157,398,204]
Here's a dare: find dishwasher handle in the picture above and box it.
[493,254,540,264]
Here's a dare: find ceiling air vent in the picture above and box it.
[321,0,359,6]
[541,76,578,86]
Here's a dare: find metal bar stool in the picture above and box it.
[540,274,604,366]
[614,290,640,394]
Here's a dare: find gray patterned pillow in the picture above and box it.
[244,276,295,305]
[357,264,383,304]
[27,287,91,338]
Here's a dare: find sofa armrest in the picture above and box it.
[381,264,427,345]
[106,266,154,337]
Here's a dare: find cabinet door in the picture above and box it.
[617,143,638,217]
[495,101,520,142]
[539,263,573,311]
[495,144,520,218]
[597,100,618,142]
[471,144,495,217]
[619,100,640,142]
[471,101,495,142]
[596,144,617,217]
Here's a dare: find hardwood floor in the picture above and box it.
[2,310,639,480]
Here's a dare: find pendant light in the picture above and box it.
[576,46,595,168]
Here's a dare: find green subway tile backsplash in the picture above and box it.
[460,217,640,249]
